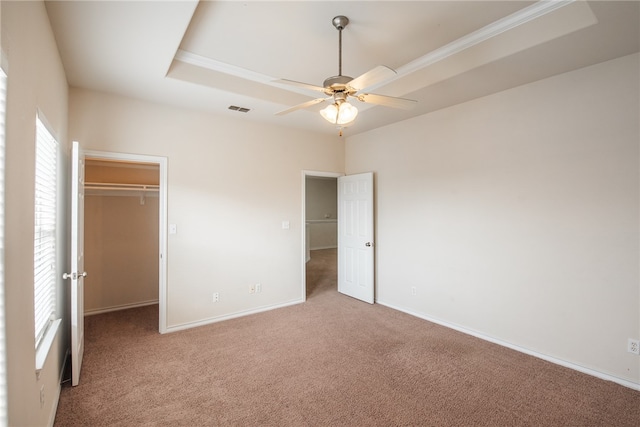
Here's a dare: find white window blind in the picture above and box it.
[34,116,58,349]
[0,66,8,427]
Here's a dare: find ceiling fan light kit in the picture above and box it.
[320,100,358,125]
[276,15,417,132]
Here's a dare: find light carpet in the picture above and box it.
[54,249,640,426]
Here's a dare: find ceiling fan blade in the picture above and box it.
[274,79,328,94]
[348,65,397,91]
[275,98,328,116]
[356,93,417,110]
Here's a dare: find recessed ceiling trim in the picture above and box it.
[175,49,274,84]
[176,1,576,99]
[366,0,576,91]
[174,49,327,98]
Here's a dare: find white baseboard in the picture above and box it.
[376,299,640,391]
[84,299,159,316]
[47,382,61,427]
[165,299,304,333]
[48,348,68,427]
[310,245,337,251]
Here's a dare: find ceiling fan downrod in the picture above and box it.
[333,15,349,77]
[323,16,353,92]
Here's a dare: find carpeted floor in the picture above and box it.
[54,248,640,426]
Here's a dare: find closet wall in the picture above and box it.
[84,159,159,314]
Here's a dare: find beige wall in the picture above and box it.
[68,88,343,328]
[307,221,337,251]
[2,1,70,425]
[346,53,640,385]
[306,177,338,250]
[305,177,337,220]
[84,194,159,313]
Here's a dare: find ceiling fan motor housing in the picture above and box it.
[323,75,355,95]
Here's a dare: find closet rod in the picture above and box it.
[84,182,159,192]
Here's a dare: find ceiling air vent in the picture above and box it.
[228,105,250,113]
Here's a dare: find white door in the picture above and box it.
[338,172,374,303]
[70,141,86,386]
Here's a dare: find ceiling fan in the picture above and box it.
[275,15,416,127]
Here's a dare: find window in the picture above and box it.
[0,65,8,427]
[34,115,58,350]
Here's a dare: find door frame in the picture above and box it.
[84,150,168,333]
[301,170,343,301]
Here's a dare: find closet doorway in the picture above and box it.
[303,171,341,300]
[83,150,168,333]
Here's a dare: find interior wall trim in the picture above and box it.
[377,300,640,391]
[84,300,159,317]
[164,299,303,334]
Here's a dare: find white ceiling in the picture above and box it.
[45,1,640,136]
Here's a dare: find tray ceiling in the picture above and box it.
[45,1,640,136]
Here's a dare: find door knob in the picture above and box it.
[365,242,373,247]
[63,272,88,280]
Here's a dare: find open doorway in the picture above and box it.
[303,171,341,299]
[84,158,159,314]
[83,150,168,333]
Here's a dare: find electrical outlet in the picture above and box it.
[40,385,45,408]
[212,293,219,303]
[249,284,255,294]
[411,286,417,296]
[628,338,640,355]
[255,283,262,293]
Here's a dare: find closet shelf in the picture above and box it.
[84,182,159,192]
